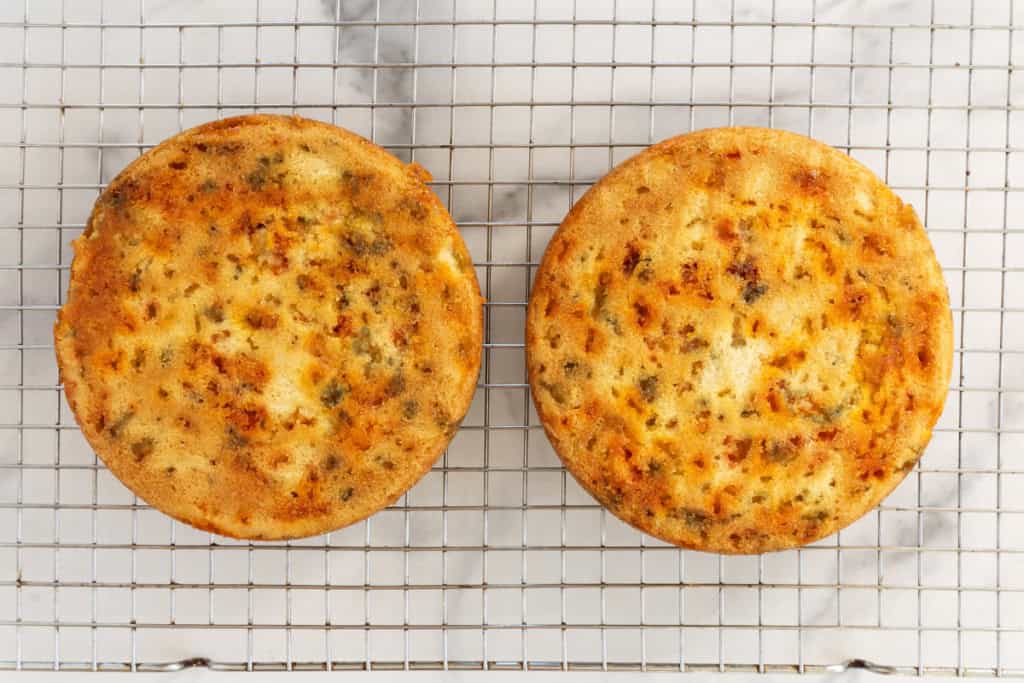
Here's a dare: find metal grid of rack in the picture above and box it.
[0,0,1021,675]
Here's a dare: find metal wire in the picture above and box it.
[1,0,1021,675]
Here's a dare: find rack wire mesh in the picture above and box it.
[0,0,1021,675]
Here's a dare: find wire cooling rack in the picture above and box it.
[0,0,1021,675]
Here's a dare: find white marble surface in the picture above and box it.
[0,0,1020,676]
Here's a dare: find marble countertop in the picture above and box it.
[0,0,1019,676]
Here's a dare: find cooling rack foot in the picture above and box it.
[825,659,899,675]
[139,658,212,672]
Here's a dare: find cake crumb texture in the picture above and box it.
[527,127,952,553]
[55,114,483,540]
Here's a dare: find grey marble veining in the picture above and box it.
[0,0,1018,674]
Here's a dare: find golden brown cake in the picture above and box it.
[526,127,952,553]
[55,114,483,539]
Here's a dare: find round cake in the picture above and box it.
[526,127,951,553]
[55,115,483,539]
